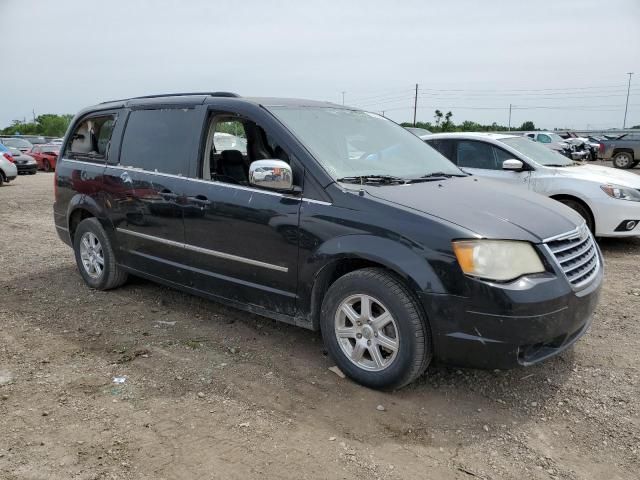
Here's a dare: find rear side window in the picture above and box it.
[426,139,455,162]
[119,108,200,175]
[66,114,116,160]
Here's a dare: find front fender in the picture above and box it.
[306,234,445,294]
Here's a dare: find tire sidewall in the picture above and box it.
[613,153,632,169]
[73,218,113,289]
[320,272,427,389]
[559,199,594,233]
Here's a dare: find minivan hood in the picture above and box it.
[550,164,640,188]
[362,177,582,242]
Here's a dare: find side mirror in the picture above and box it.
[249,159,294,192]
[502,159,524,171]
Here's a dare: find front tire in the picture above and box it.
[320,268,431,390]
[43,159,51,172]
[558,198,595,233]
[612,152,634,169]
[73,218,128,290]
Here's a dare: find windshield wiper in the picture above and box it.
[418,171,468,179]
[336,175,407,185]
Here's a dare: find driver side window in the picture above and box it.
[538,134,551,144]
[456,140,500,170]
[201,113,293,186]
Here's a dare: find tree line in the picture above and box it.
[401,110,536,133]
[1,114,74,137]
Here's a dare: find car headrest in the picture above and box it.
[220,150,244,165]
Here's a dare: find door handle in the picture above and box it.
[160,189,179,200]
[189,195,211,206]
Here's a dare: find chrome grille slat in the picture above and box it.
[566,256,597,282]
[545,225,599,289]
[555,239,593,264]
[562,249,597,274]
[549,236,589,255]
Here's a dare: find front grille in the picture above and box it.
[545,225,599,289]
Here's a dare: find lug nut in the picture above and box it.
[356,333,362,339]
[367,340,371,346]
[374,332,378,337]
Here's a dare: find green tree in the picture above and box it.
[433,109,443,127]
[1,114,73,137]
[518,120,536,131]
[441,111,454,132]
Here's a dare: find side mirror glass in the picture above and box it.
[502,159,524,171]
[249,159,293,191]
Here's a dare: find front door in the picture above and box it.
[180,110,301,316]
[455,139,532,188]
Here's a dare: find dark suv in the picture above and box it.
[54,93,603,389]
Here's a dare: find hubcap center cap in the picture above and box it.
[362,325,374,340]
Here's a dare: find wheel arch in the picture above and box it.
[66,194,114,242]
[612,147,634,157]
[302,235,444,331]
[549,193,596,231]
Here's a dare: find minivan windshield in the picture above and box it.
[501,136,574,167]
[269,107,464,181]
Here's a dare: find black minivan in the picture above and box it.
[54,93,602,389]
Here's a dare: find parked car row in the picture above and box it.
[0,137,60,183]
[524,131,591,161]
[422,132,640,237]
[53,93,606,390]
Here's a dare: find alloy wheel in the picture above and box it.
[79,232,105,279]
[334,294,400,371]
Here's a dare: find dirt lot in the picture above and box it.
[1,171,639,480]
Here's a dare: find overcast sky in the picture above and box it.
[1,0,639,130]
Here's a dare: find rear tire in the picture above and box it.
[612,152,634,169]
[73,218,128,290]
[557,198,595,233]
[0,173,4,186]
[320,268,431,390]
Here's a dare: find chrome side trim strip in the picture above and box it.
[302,198,332,206]
[116,228,288,273]
[105,164,294,199]
[60,158,107,167]
[63,159,332,205]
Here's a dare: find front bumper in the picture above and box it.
[591,196,640,237]
[421,262,602,369]
[16,163,37,174]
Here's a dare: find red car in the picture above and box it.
[28,144,60,172]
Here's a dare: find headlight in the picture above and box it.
[452,240,545,281]
[600,184,640,202]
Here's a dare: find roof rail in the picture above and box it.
[100,91,240,104]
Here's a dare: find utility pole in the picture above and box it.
[32,109,36,122]
[381,110,385,117]
[508,104,512,131]
[341,91,346,105]
[413,84,418,127]
[623,72,633,129]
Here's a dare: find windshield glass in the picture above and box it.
[269,107,463,180]
[548,133,565,143]
[501,137,573,166]
[4,138,32,148]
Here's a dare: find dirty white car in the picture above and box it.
[425,132,640,237]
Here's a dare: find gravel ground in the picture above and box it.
[1,170,639,480]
